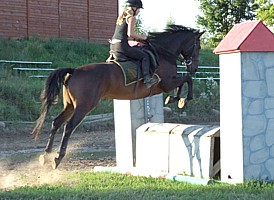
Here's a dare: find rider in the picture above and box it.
[110,0,157,89]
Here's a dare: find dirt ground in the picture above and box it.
[0,118,220,190]
[0,122,116,190]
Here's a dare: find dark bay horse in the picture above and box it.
[32,25,204,169]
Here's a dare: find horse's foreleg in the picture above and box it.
[165,76,193,107]
[177,76,193,108]
[185,76,193,101]
[176,76,193,100]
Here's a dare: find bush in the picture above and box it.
[164,78,219,124]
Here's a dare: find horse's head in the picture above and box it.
[180,31,204,75]
[148,25,204,76]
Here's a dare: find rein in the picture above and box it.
[150,37,198,66]
[152,43,187,65]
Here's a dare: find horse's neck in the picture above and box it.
[163,33,189,55]
[159,39,184,58]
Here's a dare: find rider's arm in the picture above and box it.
[127,16,147,41]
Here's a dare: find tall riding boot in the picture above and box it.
[142,57,157,89]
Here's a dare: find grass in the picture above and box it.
[0,37,111,121]
[0,172,274,199]
[1,150,273,199]
[0,36,109,67]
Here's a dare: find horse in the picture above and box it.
[32,24,204,169]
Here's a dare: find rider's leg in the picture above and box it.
[112,42,157,88]
[141,56,157,88]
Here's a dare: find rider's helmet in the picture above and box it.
[126,0,143,9]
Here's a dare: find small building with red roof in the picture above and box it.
[214,20,274,54]
[214,20,274,183]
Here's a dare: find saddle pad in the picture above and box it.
[112,60,142,86]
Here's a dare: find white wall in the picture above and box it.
[220,52,244,183]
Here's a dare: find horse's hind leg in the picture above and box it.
[46,104,74,153]
[39,104,74,166]
[52,106,90,169]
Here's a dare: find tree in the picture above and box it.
[135,15,147,34]
[256,0,274,28]
[166,15,175,28]
[197,0,259,48]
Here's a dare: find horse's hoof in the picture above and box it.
[165,96,176,105]
[165,96,171,105]
[178,98,186,108]
[39,154,48,166]
[52,158,59,169]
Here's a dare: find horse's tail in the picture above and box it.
[32,68,75,140]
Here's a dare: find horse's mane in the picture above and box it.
[148,24,198,44]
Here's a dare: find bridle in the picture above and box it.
[150,36,198,67]
[179,36,199,67]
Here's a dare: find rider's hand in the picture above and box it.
[140,34,147,40]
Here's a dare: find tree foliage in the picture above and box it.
[166,15,176,28]
[256,0,274,27]
[135,15,147,34]
[197,0,259,47]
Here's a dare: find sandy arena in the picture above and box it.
[0,122,116,190]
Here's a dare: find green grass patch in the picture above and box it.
[0,37,112,121]
[1,172,274,199]
[0,37,109,67]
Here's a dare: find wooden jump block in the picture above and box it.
[136,123,220,179]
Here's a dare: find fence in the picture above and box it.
[0,61,220,80]
[0,60,53,78]
[177,65,220,81]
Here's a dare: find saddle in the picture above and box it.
[107,42,160,86]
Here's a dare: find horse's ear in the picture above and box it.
[197,31,205,38]
[194,30,205,38]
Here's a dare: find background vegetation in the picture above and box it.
[197,0,274,48]
[0,36,219,123]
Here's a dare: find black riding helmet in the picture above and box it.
[126,0,143,9]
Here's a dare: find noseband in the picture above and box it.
[179,37,199,67]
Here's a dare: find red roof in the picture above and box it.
[214,20,274,54]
